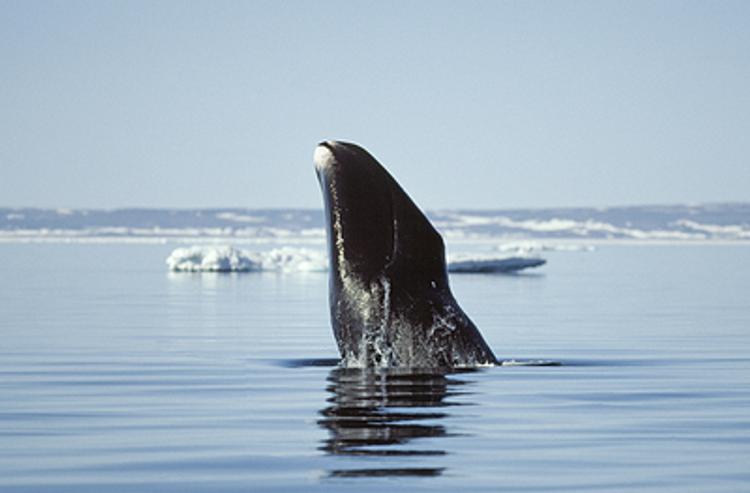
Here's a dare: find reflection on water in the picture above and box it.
[318,368,475,478]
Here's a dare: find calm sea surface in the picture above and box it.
[1,243,749,492]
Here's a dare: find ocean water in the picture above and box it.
[1,243,749,492]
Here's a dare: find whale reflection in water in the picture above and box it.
[318,367,475,478]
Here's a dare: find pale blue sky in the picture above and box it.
[1,0,749,209]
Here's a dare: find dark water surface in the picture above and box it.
[1,244,749,492]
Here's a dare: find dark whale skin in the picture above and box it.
[314,141,497,368]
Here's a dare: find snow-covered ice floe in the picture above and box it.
[446,254,546,273]
[167,246,547,274]
[500,359,561,367]
[166,246,327,273]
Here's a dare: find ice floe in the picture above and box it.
[446,254,546,273]
[167,246,547,274]
[166,246,327,272]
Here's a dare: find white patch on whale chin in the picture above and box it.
[313,144,335,171]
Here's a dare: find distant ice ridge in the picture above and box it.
[495,241,596,254]
[166,246,327,272]
[3,205,749,242]
[675,220,750,239]
[434,210,750,241]
[167,246,547,274]
[438,214,704,240]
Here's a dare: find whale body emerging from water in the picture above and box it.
[314,141,497,368]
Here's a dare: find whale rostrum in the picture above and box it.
[314,141,497,368]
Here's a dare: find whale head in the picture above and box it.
[313,141,496,368]
[314,141,407,284]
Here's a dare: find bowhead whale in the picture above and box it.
[314,141,497,368]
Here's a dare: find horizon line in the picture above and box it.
[1,201,748,213]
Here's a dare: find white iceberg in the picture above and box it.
[166,245,261,272]
[167,246,546,274]
[166,246,327,273]
[446,254,546,273]
[256,247,328,272]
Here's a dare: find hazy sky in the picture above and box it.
[2,0,749,209]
